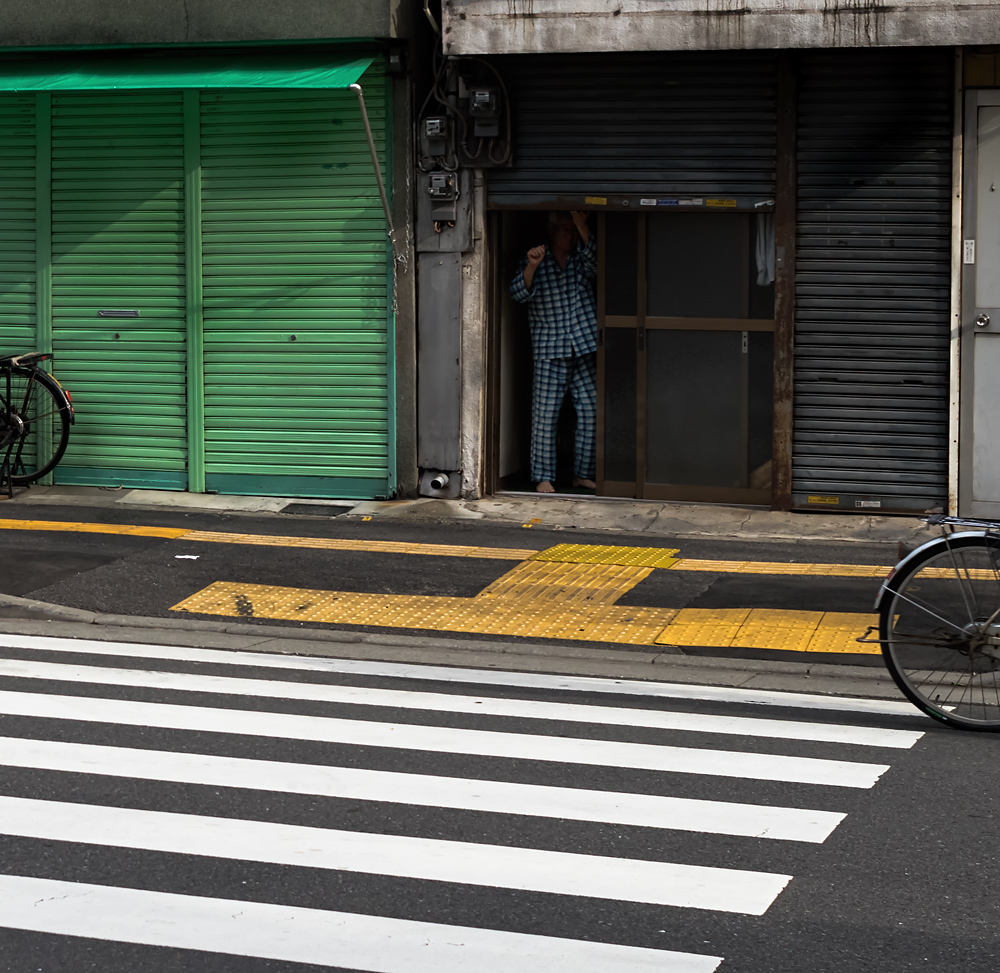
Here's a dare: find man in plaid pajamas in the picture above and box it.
[509,211,597,494]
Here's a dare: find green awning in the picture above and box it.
[0,51,375,91]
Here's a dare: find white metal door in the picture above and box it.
[961,91,1000,516]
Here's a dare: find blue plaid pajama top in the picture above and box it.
[509,236,598,360]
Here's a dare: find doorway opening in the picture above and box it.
[490,208,776,503]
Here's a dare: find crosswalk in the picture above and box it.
[0,632,924,972]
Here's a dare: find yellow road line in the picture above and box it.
[181,531,535,561]
[0,519,191,539]
[668,558,891,578]
[0,519,535,561]
[0,517,904,578]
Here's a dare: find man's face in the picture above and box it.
[549,219,577,246]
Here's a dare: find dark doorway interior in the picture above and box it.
[491,209,776,502]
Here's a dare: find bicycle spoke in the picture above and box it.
[886,586,968,635]
[0,365,70,486]
[882,534,1000,728]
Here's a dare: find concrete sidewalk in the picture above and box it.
[2,484,939,547]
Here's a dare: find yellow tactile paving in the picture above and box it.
[171,582,678,645]
[171,580,880,654]
[735,609,824,653]
[477,560,653,606]
[656,608,752,647]
[656,607,880,655]
[667,558,891,578]
[531,543,680,568]
[806,614,885,655]
[917,566,998,580]
[0,515,888,654]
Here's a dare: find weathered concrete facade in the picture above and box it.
[0,1,415,47]
[443,0,1000,55]
[438,1,968,511]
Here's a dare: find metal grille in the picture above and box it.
[51,91,188,489]
[488,52,777,205]
[792,48,953,513]
[198,66,392,498]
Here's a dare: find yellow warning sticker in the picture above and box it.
[584,196,607,206]
[706,199,738,208]
[807,495,840,505]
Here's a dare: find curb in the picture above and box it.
[0,590,904,701]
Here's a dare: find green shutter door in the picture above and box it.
[199,65,392,498]
[50,92,188,488]
[0,95,42,475]
[0,95,36,354]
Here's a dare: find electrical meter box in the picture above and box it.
[468,86,500,138]
[421,115,450,158]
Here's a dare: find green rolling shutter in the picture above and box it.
[199,66,392,498]
[0,95,40,474]
[0,94,36,354]
[50,92,188,488]
[0,54,392,499]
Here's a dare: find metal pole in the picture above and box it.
[351,83,396,245]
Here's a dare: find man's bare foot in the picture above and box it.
[573,477,596,489]
[536,480,556,493]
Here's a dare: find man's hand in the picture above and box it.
[569,211,590,244]
[523,244,546,291]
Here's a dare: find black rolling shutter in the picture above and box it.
[488,52,777,205]
[793,48,953,513]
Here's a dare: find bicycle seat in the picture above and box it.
[0,351,50,367]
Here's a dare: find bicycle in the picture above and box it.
[0,352,74,496]
[864,514,1000,731]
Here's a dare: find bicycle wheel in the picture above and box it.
[0,366,71,484]
[880,533,1000,730]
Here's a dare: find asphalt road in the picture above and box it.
[0,503,898,662]
[0,633,994,972]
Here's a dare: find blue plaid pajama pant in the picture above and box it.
[531,354,597,484]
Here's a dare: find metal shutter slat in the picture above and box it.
[488,52,777,204]
[200,68,391,498]
[792,122,956,448]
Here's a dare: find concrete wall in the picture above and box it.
[442,0,1000,54]
[0,0,413,47]
[460,172,488,499]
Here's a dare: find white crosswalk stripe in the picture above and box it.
[0,654,924,747]
[0,688,892,786]
[0,636,923,972]
[0,633,919,716]
[0,874,723,973]
[0,736,846,842]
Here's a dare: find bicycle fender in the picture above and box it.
[873,531,991,610]
[45,373,75,424]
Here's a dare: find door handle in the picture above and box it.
[977,313,991,328]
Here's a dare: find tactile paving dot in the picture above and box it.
[531,544,680,569]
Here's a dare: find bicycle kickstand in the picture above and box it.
[0,441,17,500]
